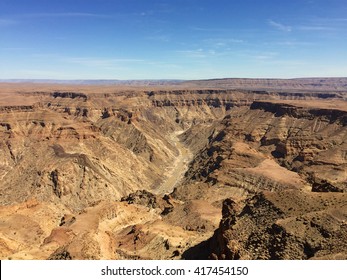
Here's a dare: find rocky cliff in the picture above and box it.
[0,81,346,260]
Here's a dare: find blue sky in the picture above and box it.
[0,0,346,79]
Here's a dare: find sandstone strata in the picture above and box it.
[0,80,346,259]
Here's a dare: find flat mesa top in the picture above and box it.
[0,79,347,112]
[0,83,184,106]
[256,100,347,112]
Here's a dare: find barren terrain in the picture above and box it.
[0,78,346,260]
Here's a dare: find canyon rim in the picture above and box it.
[0,78,346,260]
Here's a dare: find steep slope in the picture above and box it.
[203,191,347,260]
[0,83,346,260]
[180,100,347,260]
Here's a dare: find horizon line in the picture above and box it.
[1,76,347,83]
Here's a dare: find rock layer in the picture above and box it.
[0,81,346,260]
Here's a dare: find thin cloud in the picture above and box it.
[229,39,244,43]
[308,17,347,23]
[239,51,279,62]
[265,59,307,66]
[275,40,313,46]
[177,49,207,58]
[146,35,171,42]
[204,38,244,45]
[0,13,111,26]
[201,38,245,54]
[298,26,336,31]
[24,12,110,18]
[0,19,17,26]
[65,57,145,67]
[268,20,292,32]
[297,17,347,32]
[1,47,32,51]
[253,54,276,61]
[190,26,230,32]
[17,69,74,79]
[176,48,232,59]
[29,54,145,68]
[145,61,180,68]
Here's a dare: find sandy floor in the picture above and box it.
[153,130,193,195]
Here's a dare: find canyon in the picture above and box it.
[0,78,346,260]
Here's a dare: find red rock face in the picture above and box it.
[0,80,346,259]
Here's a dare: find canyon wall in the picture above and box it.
[0,84,346,259]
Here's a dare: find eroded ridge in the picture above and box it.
[0,81,346,259]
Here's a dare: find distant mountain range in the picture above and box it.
[1,77,346,91]
[182,77,347,91]
[0,79,184,85]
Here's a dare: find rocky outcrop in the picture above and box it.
[251,101,347,125]
[206,191,347,259]
[0,105,35,112]
[52,91,88,100]
[48,248,73,260]
[311,179,344,193]
[121,190,161,209]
